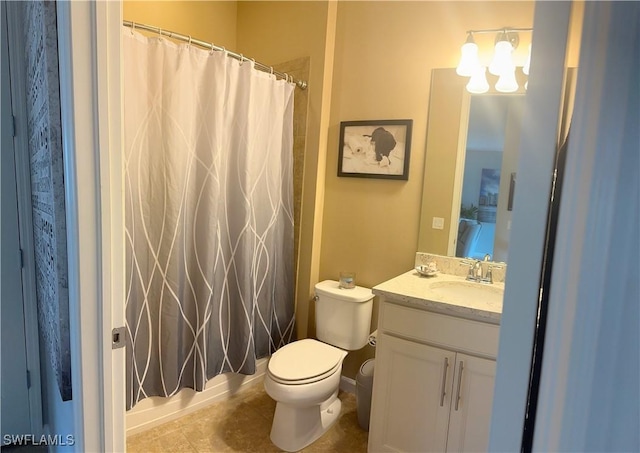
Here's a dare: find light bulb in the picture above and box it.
[495,66,519,93]
[456,34,480,77]
[489,39,514,76]
[523,43,532,75]
[466,66,489,94]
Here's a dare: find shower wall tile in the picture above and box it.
[275,57,310,282]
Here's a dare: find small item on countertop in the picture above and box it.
[415,264,439,277]
[339,272,356,289]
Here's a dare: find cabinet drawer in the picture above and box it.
[380,300,499,358]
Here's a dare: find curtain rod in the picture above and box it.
[123,20,308,90]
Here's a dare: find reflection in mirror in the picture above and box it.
[418,68,576,265]
[416,68,527,263]
[455,95,524,262]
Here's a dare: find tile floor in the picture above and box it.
[127,383,369,452]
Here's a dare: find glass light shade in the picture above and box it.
[525,80,529,90]
[495,66,519,93]
[456,41,480,77]
[523,43,532,75]
[466,66,489,94]
[489,40,514,76]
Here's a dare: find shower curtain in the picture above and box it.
[123,29,295,409]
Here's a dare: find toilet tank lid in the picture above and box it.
[315,280,374,303]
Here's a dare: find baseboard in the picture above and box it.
[340,375,356,394]
[126,358,268,436]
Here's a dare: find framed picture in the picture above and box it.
[477,168,500,223]
[508,172,516,211]
[338,119,413,180]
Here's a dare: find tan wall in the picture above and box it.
[123,1,237,49]
[322,1,536,378]
[417,69,468,256]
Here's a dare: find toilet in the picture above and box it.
[264,280,374,452]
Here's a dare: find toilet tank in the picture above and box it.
[314,280,374,350]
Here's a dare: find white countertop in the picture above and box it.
[373,270,504,324]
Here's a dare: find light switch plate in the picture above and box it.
[432,217,445,230]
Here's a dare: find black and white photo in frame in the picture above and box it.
[338,119,413,180]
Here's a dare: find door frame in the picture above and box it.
[489,1,574,449]
[57,0,636,451]
[56,1,125,451]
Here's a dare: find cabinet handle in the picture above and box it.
[440,357,449,407]
[454,361,464,411]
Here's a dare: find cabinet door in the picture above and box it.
[369,333,455,453]
[445,354,497,452]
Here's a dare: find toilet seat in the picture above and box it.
[268,339,345,385]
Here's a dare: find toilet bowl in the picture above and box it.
[264,339,348,452]
[264,280,374,452]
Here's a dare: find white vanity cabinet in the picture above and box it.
[368,296,500,453]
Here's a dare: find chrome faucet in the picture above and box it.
[461,258,502,284]
[484,264,496,284]
[461,259,482,282]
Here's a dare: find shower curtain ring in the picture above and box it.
[239,54,244,65]
[188,35,192,47]
[270,67,274,75]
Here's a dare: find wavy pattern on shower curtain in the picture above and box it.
[123,29,295,409]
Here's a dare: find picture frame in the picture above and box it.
[508,172,516,211]
[337,119,413,180]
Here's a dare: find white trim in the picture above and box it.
[126,361,268,436]
[448,90,471,256]
[93,2,126,452]
[57,2,107,451]
[5,1,43,437]
[488,1,573,450]
[339,376,357,394]
[533,2,639,450]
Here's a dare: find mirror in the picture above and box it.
[417,68,576,262]
[417,69,526,262]
[455,95,524,262]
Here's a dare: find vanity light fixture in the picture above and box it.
[495,66,519,93]
[466,66,490,94]
[456,33,480,77]
[456,27,533,93]
[489,31,516,76]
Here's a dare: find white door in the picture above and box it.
[369,333,454,452]
[446,354,497,452]
[1,0,31,436]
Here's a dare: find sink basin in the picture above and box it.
[428,280,504,306]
